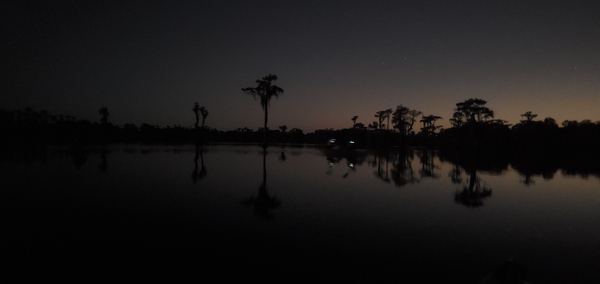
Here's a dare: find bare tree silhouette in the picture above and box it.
[200,106,208,128]
[193,103,208,129]
[193,103,200,130]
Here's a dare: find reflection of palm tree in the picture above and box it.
[192,144,207,184]
[241,150,281,219]
[242,74,284,148]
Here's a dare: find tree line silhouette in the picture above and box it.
[2,75,599,159]
[2,101,598,153]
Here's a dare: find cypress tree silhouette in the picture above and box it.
[242,74,284,148]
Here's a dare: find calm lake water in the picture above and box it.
[4,144,599,282]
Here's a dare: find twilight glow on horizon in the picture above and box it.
[3,0,599,132]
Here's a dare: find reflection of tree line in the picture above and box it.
[338,149,498,208]
[326,147,600,204]
[510,151,600,186]
[369,149,440,187]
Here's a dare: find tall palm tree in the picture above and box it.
[242,74,284,148]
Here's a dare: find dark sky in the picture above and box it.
[3,0,599,131]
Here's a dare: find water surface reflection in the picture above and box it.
[240,150,281,219]
[3,145,599,282]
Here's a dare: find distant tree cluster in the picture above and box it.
[2,95,599,160]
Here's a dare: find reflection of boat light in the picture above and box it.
[327,138,338,149]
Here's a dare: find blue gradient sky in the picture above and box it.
[3,0,599,131]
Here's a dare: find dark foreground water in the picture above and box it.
[3,145,599,282]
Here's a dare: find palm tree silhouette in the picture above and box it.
[242,74,284,148]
